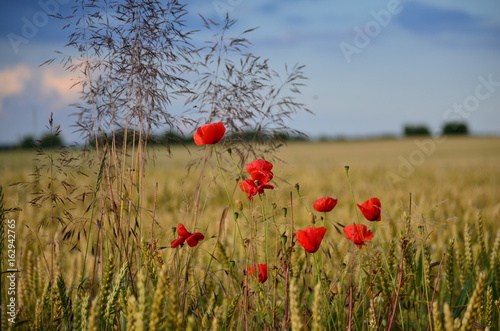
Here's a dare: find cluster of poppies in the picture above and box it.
[238,159,275,200]
[170,122,383,283]
[297,197,381,253]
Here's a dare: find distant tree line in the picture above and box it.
[404,121,469,137]
[87,130,307,148]
[16,133,63,149]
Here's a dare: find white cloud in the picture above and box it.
[0,63,32,112]
[40,66,79,108]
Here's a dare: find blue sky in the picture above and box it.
[1,0,500,145]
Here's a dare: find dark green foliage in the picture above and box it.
[442,122,469,135]
[403,124,431,136]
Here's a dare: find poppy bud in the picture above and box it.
[234,212,239,220]
[283,207,288,218]
[235,199,243,211]
[281,234,287,246]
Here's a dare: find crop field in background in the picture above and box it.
[1,136,500,330]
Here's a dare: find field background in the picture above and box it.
[1,136,499,330]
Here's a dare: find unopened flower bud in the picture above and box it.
[235,199,243,211]
[283,207,288,218]
[234,212,239,220]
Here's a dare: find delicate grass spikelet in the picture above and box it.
[98,256,115,320]
[463,223,474,274]
[443,303,454,331]
[432,301,443,331]
[311,282,323,331]
[142,241,158,286]
[477,213,487,262]
[80,293,90,331]
[135,269,147,331]
[104,262,129,326]
[424,244,432,289]
[289,277,302,331]
[185,316,196,331]
[201,293,216,329]
[149,265,169,331]
[127,295,137,330]
[56,274,71,325]
[34,299,42,330]
[460,272,486,331]
[222,295,239,329]
[446,239,455,298]
[88,297,99,331]
[489,229,500,291]
[484,285,493,329]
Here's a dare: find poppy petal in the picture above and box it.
[193,122,226,145]
[171,237,186,248]
[186,232,205,247]
[177,223,190,238]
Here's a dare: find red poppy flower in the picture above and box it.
[296,227,327,253]
[357,198,381,222]
[343,224,374,249]
[247,263,268,283]
[239,179,274,200]
[171,224,205,248]
[246,159,274,184]
[313,197,338,212]
[193,122,226,145]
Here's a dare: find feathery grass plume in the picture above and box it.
[464,223,474,274]
[142,241,158,286]
[446,239,455,299]
[289,277,302,331]
[483,285,493,329]
[126,295,137,330]
[443,303,454,331]
[149,265,169,331]
[135,269,147,331]
[56,274,72,325]
[311,282,323,331]
[104,262,129,326]
[432,301,443,331]
[98,256,115,321]
[88,297,99,331]
[460,272,486,331]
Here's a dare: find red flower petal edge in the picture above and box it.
[357,197,381,222]
[296,227,327,253]
[171,223,204,248]
[343,224,374,249]
[193,122,226,145]
[313,197,338,212]
[247,263,268,283]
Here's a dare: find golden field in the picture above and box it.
[1,136,499,330]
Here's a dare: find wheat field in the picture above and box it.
[1,136,499,330]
